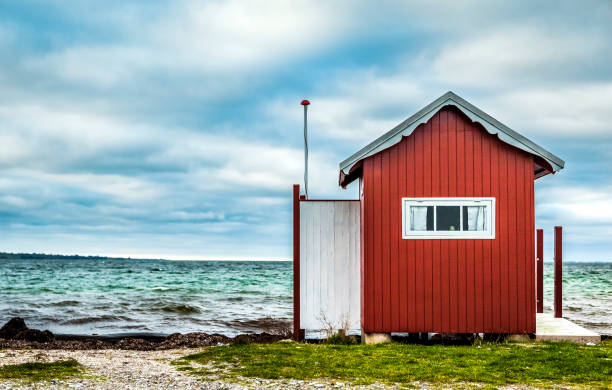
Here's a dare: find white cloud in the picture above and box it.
[153,0,352,71]
[433,27,607,87]
[1,0,611,259]
[265,70,429,144]
[23,0,356,91]
[30,171,165,204]
[0,132,31,166]
[488,84,612,136]
[168,210,224,221]
[25,46,152,89]
[539,185,612,224]
[0,195,30,208]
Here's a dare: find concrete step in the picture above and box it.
[536,313,601,344]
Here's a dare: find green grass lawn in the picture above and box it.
[177,340,612,388]
[0,360,82,382]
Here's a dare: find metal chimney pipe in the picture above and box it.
[301,99,310,198]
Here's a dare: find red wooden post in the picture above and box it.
[292,184,304,340]
[554,226,563,318]
[536,229,544,313]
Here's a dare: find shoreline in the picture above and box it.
[2,317,610,352]
[0,331,289,351]
[0,317,290,351]
[0,330,290,350]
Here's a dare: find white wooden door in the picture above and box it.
[299,201,360,332]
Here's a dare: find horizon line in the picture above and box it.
[0,251,291,262]
[2,251,611,263]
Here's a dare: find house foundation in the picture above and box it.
[362,332,392,344]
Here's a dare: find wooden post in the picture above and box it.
[292,184,304,340]
[554,226,563,318]
[536,229,544,313]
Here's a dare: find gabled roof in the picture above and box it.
[339,91,564,187]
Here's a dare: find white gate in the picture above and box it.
[299,200,361,333]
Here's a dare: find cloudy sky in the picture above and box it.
[0,1,611,261]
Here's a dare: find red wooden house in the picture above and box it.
[293,91,564,339]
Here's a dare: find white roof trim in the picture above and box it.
[339,91,565,176]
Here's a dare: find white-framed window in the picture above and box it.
[402,197,495,239]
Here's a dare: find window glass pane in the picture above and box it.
[436,206,460,231]
[463,205,487,231]
[410,206,434,231]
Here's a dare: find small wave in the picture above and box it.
[148,303,201,314]
[221,317,291,333]
[61,315,133,325]
[151,287,172,292]
[226,297,244,302]
[50,300,81,307]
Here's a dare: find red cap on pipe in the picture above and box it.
[301,99,310,106]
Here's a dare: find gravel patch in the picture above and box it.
[0,349,404,389]
[0,349,208,389]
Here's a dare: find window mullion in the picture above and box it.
[433,206,437,232]
[460,205,463,231]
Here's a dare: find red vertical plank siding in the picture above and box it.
[359,177,365,328]
[490,142,500,331]
[292,184,301,341]
[523,159,534,331]
[554,226,563,318]
[389,145,397,331]
[414,125,425,330]
[370,157,380,331]
[431,114,440,330]
[473,124,483,330]
[363,161,371,331]
[530,174,536,330]
[423,120,433,330]
[527,163,536,333]
[368,159,376,331]
[481,132,492,332]
[507,147,519,326]
[464,118,474,332]
[396,148,404,330]
[376,155,384,330]
[455,116,465,332]
[515,152,525,331]
[448,114,458,332]
[528,159,535,331]
[398,136,407,330]
[498,143,509,330]
[408,131,417,330]
[381,152,390,330]
[360,106,536,333]
[438,110,448,331]
[360,163,367,330]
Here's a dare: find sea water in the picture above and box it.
[0,259,292,336]
[0,259,609,336]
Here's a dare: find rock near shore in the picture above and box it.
[0,317,55,342]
